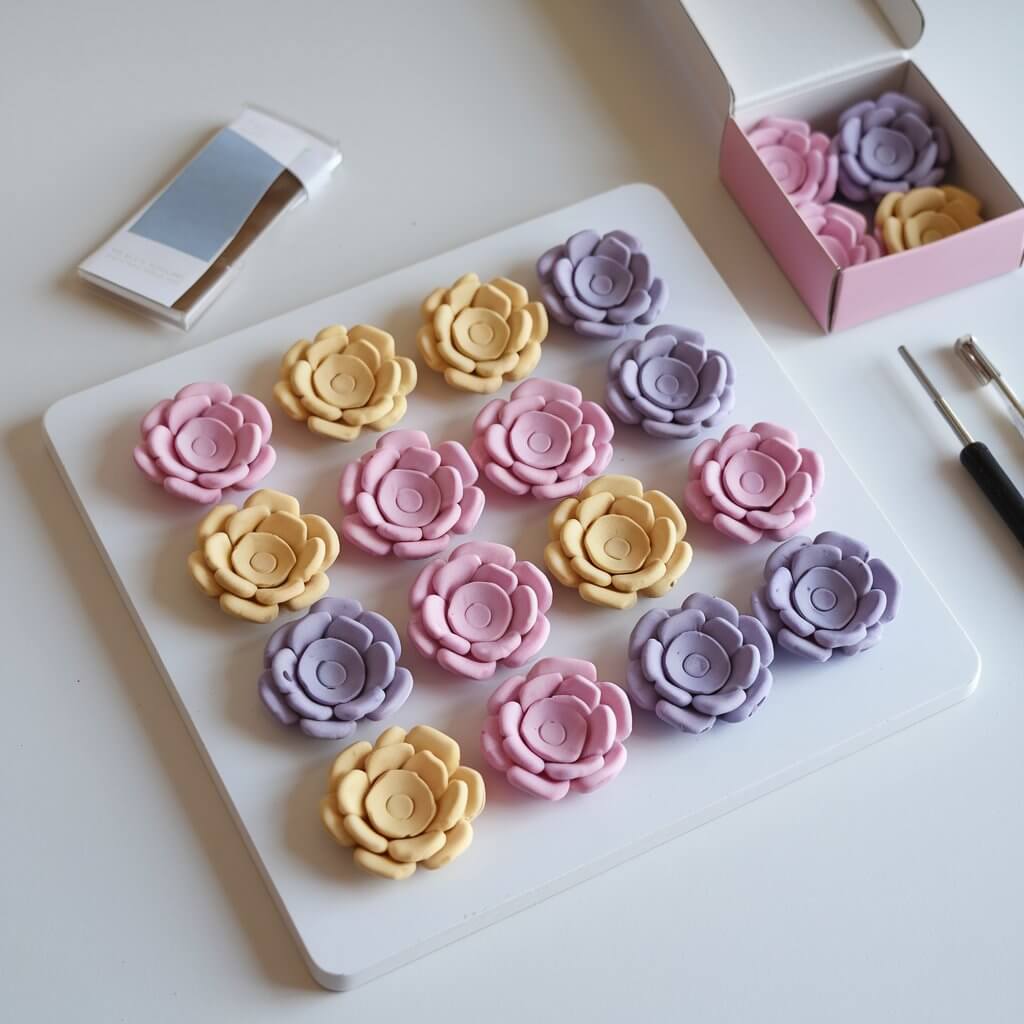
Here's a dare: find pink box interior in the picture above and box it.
[719,60,1024,331]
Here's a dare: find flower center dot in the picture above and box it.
[591,274,614,296]
[331,373,356,394]
[811,587,838,612]
[876,144,895,165]
[527,431,552,454]
[468,321,494,345]
[604,536,631,560]
[539,720,567,746]
[656,373,680,396]
[192,436,217,458]
[385,794,414,821]
[250,551,277,574]
[740,471,766,495]
[465,602,492,629]
[396,488,423,514]
[317,662,347,689]
[683,653,711,678]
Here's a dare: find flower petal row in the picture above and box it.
[417,273,548,394]
[545,475,693,610]
[409,542,552,680]
[537,229,668,340]
[259,597,413,739]
[875,185,983,254]
[134,381,275,504]
[798,202,882,267]
[746,116,838,205]
[628,593,774,734]
[188,489,340,623]
[833,91,950,202]
[338,429,485,559]
[684,422,823,544]
[470,378,614,500]
[751,530,901,662]
[320,725,485,880]
[481,658,631,800]
[606,324,735,439]
[274,324,416,441]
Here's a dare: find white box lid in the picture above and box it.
[678,0,924,111]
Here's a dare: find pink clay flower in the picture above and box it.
[481,657,631,800]
[133,381,276,504]
[470,378,614,500]
[747,116,838,205]
[684,422,823,544]
[798,202,882,267]
[338,429,485,559]
[408,542,552,680]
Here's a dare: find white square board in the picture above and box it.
[45,184,978,990]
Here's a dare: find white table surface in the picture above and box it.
[2,1,1021,1020]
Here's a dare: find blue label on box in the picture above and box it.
[129,128,284,262]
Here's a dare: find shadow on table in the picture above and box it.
[7,416,319,993]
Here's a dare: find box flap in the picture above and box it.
[679,0,923,110]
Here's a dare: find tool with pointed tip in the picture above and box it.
[899,345,1024,548]
[954,334,1024,439]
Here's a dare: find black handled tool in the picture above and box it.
[899,345,1024,549]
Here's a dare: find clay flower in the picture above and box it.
[746,116,838,205]
[258,597,413,739]
[273,324,416,441]
[188,489,340,623]
[338,429,485,559]
[320,725,485,881]
[832,91,950,201]
[133,381,275,504]
[751,530,901,662]
[684,422,823,544]
[606,324,735,439]
[417,273,548,394]
[481,658,631,800]
[537,229,668,340]
[470,378,614,500]
[408,542,552,681]
[798,202,882,267]
[545,475,692,610]
[875,185,983,254]
[628,593,774,734]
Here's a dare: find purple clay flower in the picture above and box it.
[751,531,901,662]
[628,593,774,734]
[536,229,668,341]
[606,324,735,440]
[258,597,413,739]
[832,91,951,202]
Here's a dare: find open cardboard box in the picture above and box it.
[664,0,1024,331]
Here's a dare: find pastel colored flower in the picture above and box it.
[133,381,275,504]
[751,530,901,662]
[408,542,552,681]
[258,597,413,739]
[273,324,416,441]
[320,725,485,881]
[481,658,631,800]
[798,202,882,267]
[537,228,668,341]
[875,185,983,254]
[684,422,823,545]
[746,116,838,205]
[832,91,950,202]
[628,592,774,735]
[338,429,485,559]
[470,378,614,500]
[606,324,735,440]
[417,273,548,394]
[187,489,340,624]
[545,474,693,610]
